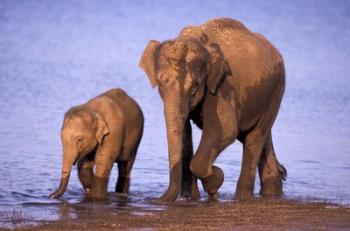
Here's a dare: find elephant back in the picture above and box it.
[202,18,284,88]
[102,88,144,131]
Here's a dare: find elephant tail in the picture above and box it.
[277,162,287,181]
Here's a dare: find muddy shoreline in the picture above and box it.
[2,197,350,230]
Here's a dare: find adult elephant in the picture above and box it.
[139,18,286,202]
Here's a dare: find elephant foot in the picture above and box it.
[260,176,283,198]
[159,185,181,203]
[234,190,254,201]
[86,176,109,199]
[190,185,200,201]
[201,166,224,195]
[180,178,200,201]
[179,188,200,201]
[234,180,254,201]
[208,192,219,201]
[180,181,192,199]
[151,189,180,205]
[149,197,174,205]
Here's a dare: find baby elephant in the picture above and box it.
[50,88,144,199]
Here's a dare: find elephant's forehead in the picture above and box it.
[63,116,86,129]
[160,42,187,59]
[61,125,86,140]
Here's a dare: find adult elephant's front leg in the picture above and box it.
[180,120,200,200]
[190,132,229,197]
[190,94,237,197]
[190,121,236,197]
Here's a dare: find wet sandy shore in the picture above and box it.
[5,198,350,230]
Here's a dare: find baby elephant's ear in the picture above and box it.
[139,40,160,88]
[93,112,109,144]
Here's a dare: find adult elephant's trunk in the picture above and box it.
[50,150,76,199]
[160,101,187,202]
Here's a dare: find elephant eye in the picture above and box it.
[77,137,83,147]
[77,137,83,150]
[190,82,201,95]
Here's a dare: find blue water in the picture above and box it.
[0,0,350,225]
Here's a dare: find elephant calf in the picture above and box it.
[50,88,144,199]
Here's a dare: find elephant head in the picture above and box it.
[50,107,109,199]
[139,33,230,201]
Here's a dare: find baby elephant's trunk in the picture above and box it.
[49,153,74,199]
[49,176,70,199]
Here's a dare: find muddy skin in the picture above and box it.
[50,88,144,200]
[139,17,286,202]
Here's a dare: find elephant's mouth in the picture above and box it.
[73,154,84,165]
[73,151,90,165]
[73,156,78,166]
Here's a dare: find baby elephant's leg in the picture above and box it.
[78,159,94,192]
[115,154,136,194]
[90,151,115,199]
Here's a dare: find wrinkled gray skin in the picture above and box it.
[50,88,144,199]
[139,18,286,202]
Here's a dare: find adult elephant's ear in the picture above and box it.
[139,40,160,88]
[93,112,109,144]
[205,43,231,94]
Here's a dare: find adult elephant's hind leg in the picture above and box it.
[235,84,284,200]
[180,120,200,200]
[258,132,286,197]
[235,129,266,200]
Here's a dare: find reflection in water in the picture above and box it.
[1,193,173,228]
[0,0,350,227]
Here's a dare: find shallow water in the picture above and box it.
[0,0,350,227]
